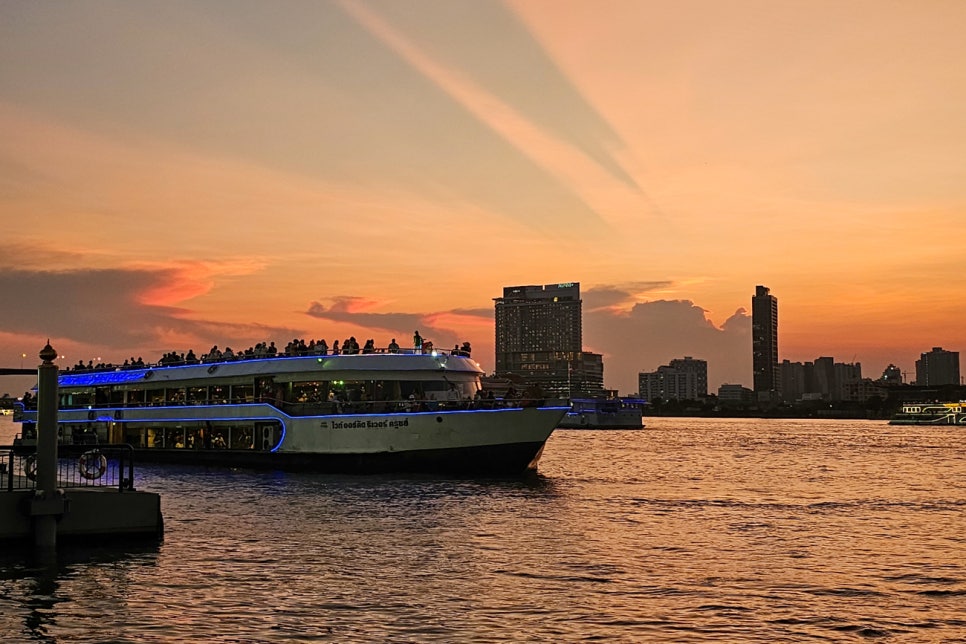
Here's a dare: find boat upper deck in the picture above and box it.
[54,352,484,390]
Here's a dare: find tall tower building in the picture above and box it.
[752,285,780,394]
[494,282,603,396]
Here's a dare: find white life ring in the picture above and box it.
[24,453,37,481]
[78,450,108,480]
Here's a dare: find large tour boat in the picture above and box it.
[12,351,569,475]
[889,401,966,425]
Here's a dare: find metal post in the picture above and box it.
[33,342,62,550]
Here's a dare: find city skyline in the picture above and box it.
[2,1,965,396]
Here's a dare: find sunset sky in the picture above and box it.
[1,0,964,396]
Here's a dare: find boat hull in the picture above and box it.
[18,405,567,476]
[123,440,547,475]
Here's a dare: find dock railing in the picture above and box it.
[2,444,136,493]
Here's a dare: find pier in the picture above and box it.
[0,344,162,547]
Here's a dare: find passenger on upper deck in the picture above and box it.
[388,338,399,353]
[205,345,222,362]
[332,340,341,355]
[414,330,423,354]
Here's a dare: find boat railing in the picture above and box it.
[54,346,474,375]
[1,444,136,493]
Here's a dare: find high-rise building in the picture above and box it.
[915,347,960,386]
[778,357,862,401]
[780,359,806,402]
[752,285,779,394]
[639,356,708,401]
[494,282,603,397]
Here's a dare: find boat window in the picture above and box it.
[169,427,186,448]
[292,381,325,403]
[146,428,163,448]
[187,386,208,405]
[124,427,145,448]
[94,387,112,406]
[149,389,165,406]
[210,385,229,404]
[232,384,255,403]
[64,390,93,408]
[185,427,205,448]
[230,427,255,449]
[126,389,146,407]
[256,377,275,403]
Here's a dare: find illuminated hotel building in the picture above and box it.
[752,285,780,395]
[494,283,603,397]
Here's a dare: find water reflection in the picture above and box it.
[1,418,964,641]
[0,543,161,642]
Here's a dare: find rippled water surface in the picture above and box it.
[1,416,964,642]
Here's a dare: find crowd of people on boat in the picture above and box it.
[60,333,472,373]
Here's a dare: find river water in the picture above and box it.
[1,415,963,642]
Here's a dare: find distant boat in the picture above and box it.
[889,401,966,425]
[12,351,569,475]
[558,397,646,429]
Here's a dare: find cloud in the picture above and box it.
[585,300,751,394]
[0,265,299,358]
[347,0,641,192]
[583,282,674,310]
[305,298,491,360]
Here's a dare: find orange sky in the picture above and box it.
[1,0,964,395]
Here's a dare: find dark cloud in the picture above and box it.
[0,268,182,346]
[0,267,299,356]
[307,300,424,332]
[306,300,487,355]
[448,308,492,319]
[583,282,674,310]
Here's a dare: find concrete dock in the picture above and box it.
[0,344,162,547]
[0,484,162,543]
